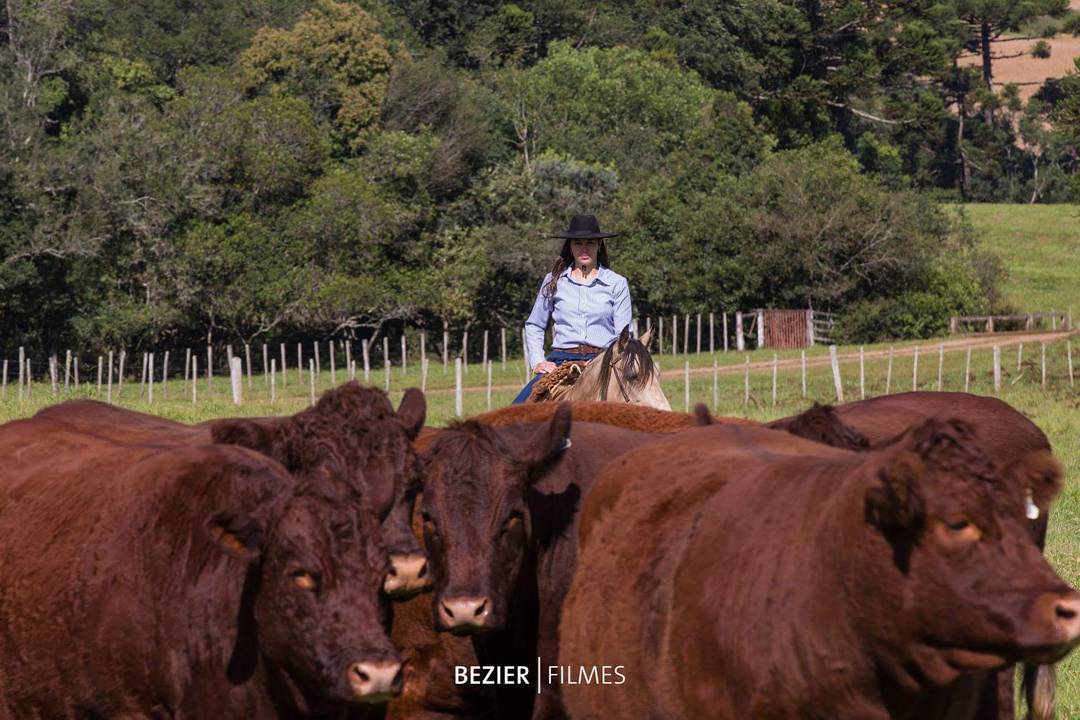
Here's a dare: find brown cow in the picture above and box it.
[560,420,1080,720]
[0,416,402,717]
[799,391,1057,720]
[420,406,665,719]
[36,382,431,598]
[471,400,755,433]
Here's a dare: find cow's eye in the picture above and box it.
[946,519,971,532]
[939,517,982,544]
[502,512,523,534]
[422,512,438,533]
[291,569,318,592]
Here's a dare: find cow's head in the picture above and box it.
[766,403,870,450]
[863,418,1079,684]
[206,480,402,704]
[420,404,572,634]
[211,382,430,599]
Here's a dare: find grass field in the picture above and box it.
[1,331,1078,714]
[962,203,1080,314]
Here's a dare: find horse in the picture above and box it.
[527,327,670,410]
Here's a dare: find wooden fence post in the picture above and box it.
[107,350,113,404]
[658,316,664,354]
[743,355,750,406]
[345,341,353,381]
[684,361,690,411]
[501,327,506,370]
[758,310,765,349]
[723,313,729,352]
[482,330,488,371]
[672,314,678,356]
[401,335,407,376]
[422,357,429,393]
[462,330,469,374]
[859,346,865,400]
[74,356,79,388]
[118,350,126,395]
[270,359,276,403]
[1041,344,1047,388]
[964,347,971,393]
[709,312,715,354]
[912,345,919,391]
[829,345,843,402]
[1067,338,1075,388]
[937,344,944,391]
[487,360,493,410]
[231,357,243,405]
[139,352,147,398]
[245,344,253,390]
[148,353,154,404]
[683,314,689,355]
[383,337,390,392]
[696,313,702,354]
[735,311,744,351]
[49,355,57,398]
[950,317,957,335]
[263,344,270,386]
[455,358,463,417]
[96,357,102,397]
[363,339,370,383]
[993,346,1001,394]
[64,349,71,391]
[330,342,337,386]
[801,350,807,399]
[17,346,24,401]
[1017,343,1023,372]
[442,322,449,373]
[2,359,6,400]
[279,344,287,389]
[297,343,303,384]
[26,358,31,400]
[191,356,197,404]
[309,359,316,406]
[313,342,320,377]
[886,346,894,395]
[772,354,778,406]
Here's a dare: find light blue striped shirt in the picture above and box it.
[523,266,633,369]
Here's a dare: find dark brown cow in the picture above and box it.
[792,391,1057,720]
[420,406,663,720]
[560,421,1080,720]
[470,401,755,432]
[764,401,871,450]
[0,416,402,717]
[36,382,430,598]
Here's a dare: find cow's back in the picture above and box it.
[562,426,854,719]
[0,419,290,717]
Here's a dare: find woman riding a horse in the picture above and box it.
[514,215,664,407]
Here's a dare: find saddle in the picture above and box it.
[527,361,588,403]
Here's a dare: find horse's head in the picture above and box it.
[573,326,670,410]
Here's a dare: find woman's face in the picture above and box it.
[570,239,599,270]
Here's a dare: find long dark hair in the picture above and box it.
[544,239,610,298]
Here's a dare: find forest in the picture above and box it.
[3,0,1079,355]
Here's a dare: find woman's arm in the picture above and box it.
[524,275,552,370]
[612,276,632,337]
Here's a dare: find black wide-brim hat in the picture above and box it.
[549,214,619,240]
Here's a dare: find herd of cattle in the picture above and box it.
[0,383,1076,719]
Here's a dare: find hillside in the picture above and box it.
[962,203,1080,312]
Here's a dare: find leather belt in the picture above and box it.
[556,344,603,355]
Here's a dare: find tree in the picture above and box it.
[240,0,394,152]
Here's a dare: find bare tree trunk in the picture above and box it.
[981,21,995,126]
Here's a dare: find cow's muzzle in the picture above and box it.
[384,552,431,599]
[347,659,404,703]
[438,595,492,633]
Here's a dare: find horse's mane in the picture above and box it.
[595,336,657,400]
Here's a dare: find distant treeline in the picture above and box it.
[5,0,1076,356]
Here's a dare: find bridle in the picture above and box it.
[598,351,634,403]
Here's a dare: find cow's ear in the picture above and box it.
[638,328,653,348]
[514,402,572,470]
[397,388,426,441]
[865,450,927,533]
[206,511,265,562]
[211,420,276,456]
[1008,450,1063,513]
[693,404,713,427]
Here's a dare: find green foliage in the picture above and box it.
[1032,40,1052,59]
[240,0,393,151]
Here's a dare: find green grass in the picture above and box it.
[961,203,1080,314]
[2,336,1079,714]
